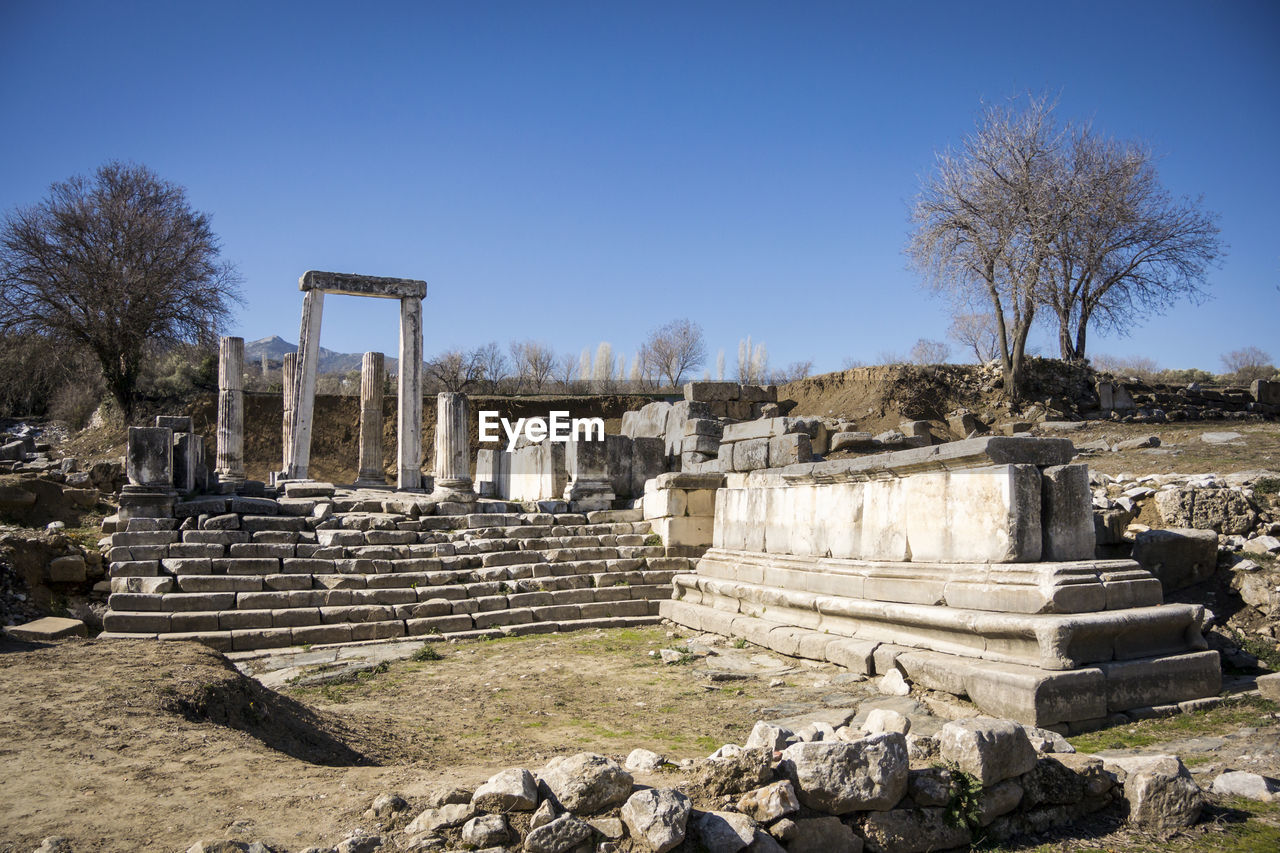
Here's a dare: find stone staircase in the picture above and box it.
[101,503,689,652]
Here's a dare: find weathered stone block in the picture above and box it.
[1132,528,1218,592]
[937,718,1037,786]
[780,733,908,813]
[769,433,812,467]
[732,438,770,472]
[1040,464,1095,561]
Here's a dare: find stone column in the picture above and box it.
[432,392,475,502]
[355,351,386,487]
[215,336,246,485]
[287,288,324,480]
[281,352,297,475]
[397,296,423,490]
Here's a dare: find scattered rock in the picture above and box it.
[460,813,509,848]
[1211,770,1280,803]
[745,720,793,751]
[736,780,800,822]
[878,669,910,696]
[523,814,594,853]
[692,810,757,853]
[621,788,691,853]
[403,803,475,835]
[625,747,667,772]
[694,747,773,796]
[862,708,911,735]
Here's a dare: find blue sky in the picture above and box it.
[1,0,1276,375]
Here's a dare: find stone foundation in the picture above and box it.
[660,436,1220,728]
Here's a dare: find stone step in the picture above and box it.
[659,598,1220,729]
[100,607,665,651]
[670,574,1207,672]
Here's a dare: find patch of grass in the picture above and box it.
[643,533,662,547]
[412,644,442,662]
[1233,629,1280,671]
[731,638,748,649]
[1068,696,1279,753]
[1254,476,1280,497]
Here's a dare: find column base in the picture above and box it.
[432,480,477,503]
[354,477,390,489]
[118,486,177,521]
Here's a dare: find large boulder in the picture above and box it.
[785,816,863,853]
[937,718,1038,786]
[540,752,633,813]
[1132,528,1219,591]
[620,788,691,853]
[1155,488,1257,535]
[780,733,908,814]
[694,747,774,796]
[861,807,972,853]
[1106,755,1202,829]
[471,767,537,811]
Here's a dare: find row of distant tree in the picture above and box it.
[402,328,813,396]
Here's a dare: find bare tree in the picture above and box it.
[736,336,769,384]
[715,349,726,380]
[554,352,577,391]
[1220,347,1276,384]
[910,338,951,365]
[642,318,706,390]
[509,340,555,393]
[473,341,508,393]
[0,161,241,417]
[592,341,615,391]
[909,94,1067,399]
[771,360,814,385]
[1091,353,1162,383]
[1043,127,1222,361]
[426,348,482,392]
[947,312,999,363]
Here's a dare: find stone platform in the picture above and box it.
[659,436,1221,730]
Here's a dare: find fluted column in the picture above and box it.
[355,351,386,487]
[432,391,475,501]
[281,352,297,476]
[215,336,246,484]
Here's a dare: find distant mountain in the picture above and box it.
[244,336,400,375]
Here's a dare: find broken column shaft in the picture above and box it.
[432,391,475,501]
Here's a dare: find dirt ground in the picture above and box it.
[0,628,857,852]
[1057,421,1280,480]
[3,628,1280,853]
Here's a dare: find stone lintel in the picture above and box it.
[758,435,1077,486]
[299,270,427,300]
